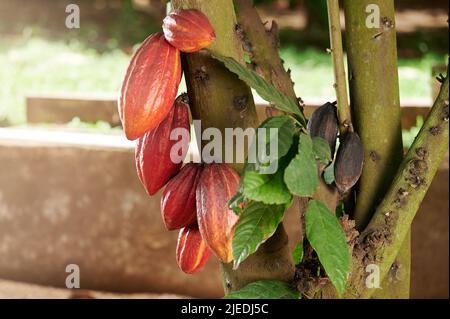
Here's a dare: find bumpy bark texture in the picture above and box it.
[350,73,449,299]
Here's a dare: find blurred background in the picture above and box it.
[0,0,448,299]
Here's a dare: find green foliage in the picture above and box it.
[0,35,443,126]
[292,241,304,265]
[335,202,345,218]
[212,54,305,121]
[280,46,445,102]
[304,0,329,29]
[243,165,292,205]
[284,133,319,197]
[312,136,332,165]
[66,117,121,132]
[305,200,351,295]
[216,52,351,297]
[232,202,286,268]
[228,190,246,215]
[402,116,424,148]
[250,116,297,172]
[323,162,335,185]
[0,37,130,124]
[224,280,300,299]
[241,116,298,205]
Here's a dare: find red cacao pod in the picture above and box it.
[119,32,182,140]
[176,223,211,274]
[196,164,240,263]
[162,9,216,53]
[135,95,190,196]
[161,163,203,230]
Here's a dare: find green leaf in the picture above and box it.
[312,137,332,165]
[241,133,298,205]
[284,133,319,197]
[250,116,296,171]
[224,280,300,299]
[228,191,246,215]
[232,202,286,268]
[305,200,351,295]
[323,162,335,185]
[243,168,292,204]
[336,202,345,218]
[292,242,304,265]
[211,54,304,121]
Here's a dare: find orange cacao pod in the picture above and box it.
[176,223,211,274]
[162,9,216,53]
[196,164,240,263]
[161,163,203,230]
[135,95,190,196]
[119,32,182,140]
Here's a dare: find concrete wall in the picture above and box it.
[0,130,221,298]
[0,128,447,298]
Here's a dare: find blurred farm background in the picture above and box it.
[0,0,448,299]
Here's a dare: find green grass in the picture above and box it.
[402,116,424,149]
[281,45,447,101]
[0,37,131,124]
[0,36,447,126]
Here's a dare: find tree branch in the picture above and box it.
[171,0,295,294]
[233,0,300,105]
[346,71,449,299]
[342,0,409,298]
[300,69,449,299]
[326,0,352,134]
[343,0,403,230]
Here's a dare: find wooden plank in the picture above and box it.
[25,94,432,129]
[26,94,120,126]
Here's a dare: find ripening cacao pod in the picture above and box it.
[135,95,190,196]
[334,132,364,193]
[196,164,240,263]
[161,163,203,230]
[119,32,182,140]
[307,102,339,156]
[162,9,216,53]
[176,223,211,274]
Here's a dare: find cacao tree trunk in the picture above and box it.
[171,0,295,294]
[343,0,410,298]
[344,0,403,229]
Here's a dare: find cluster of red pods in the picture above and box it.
[119,9,240,273]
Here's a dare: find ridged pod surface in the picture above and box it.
[119,32,182,140]
[135,95,190,196]
[307,102,339,156]
[196,164,240,263]
[334,132,364,193]
[161,164,203,230]
[163,9,216,53]
[176,223,211,274]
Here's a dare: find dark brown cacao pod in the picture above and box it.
[307,102,339,156]
[176,223,211,274]
[119,32,182,140]
[334,132,364,193]
[162,9,216,53]
[196,164,240,263]
[135,95,190,196]
[161,163,203,231]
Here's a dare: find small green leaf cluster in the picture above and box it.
[212,53,351,297]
